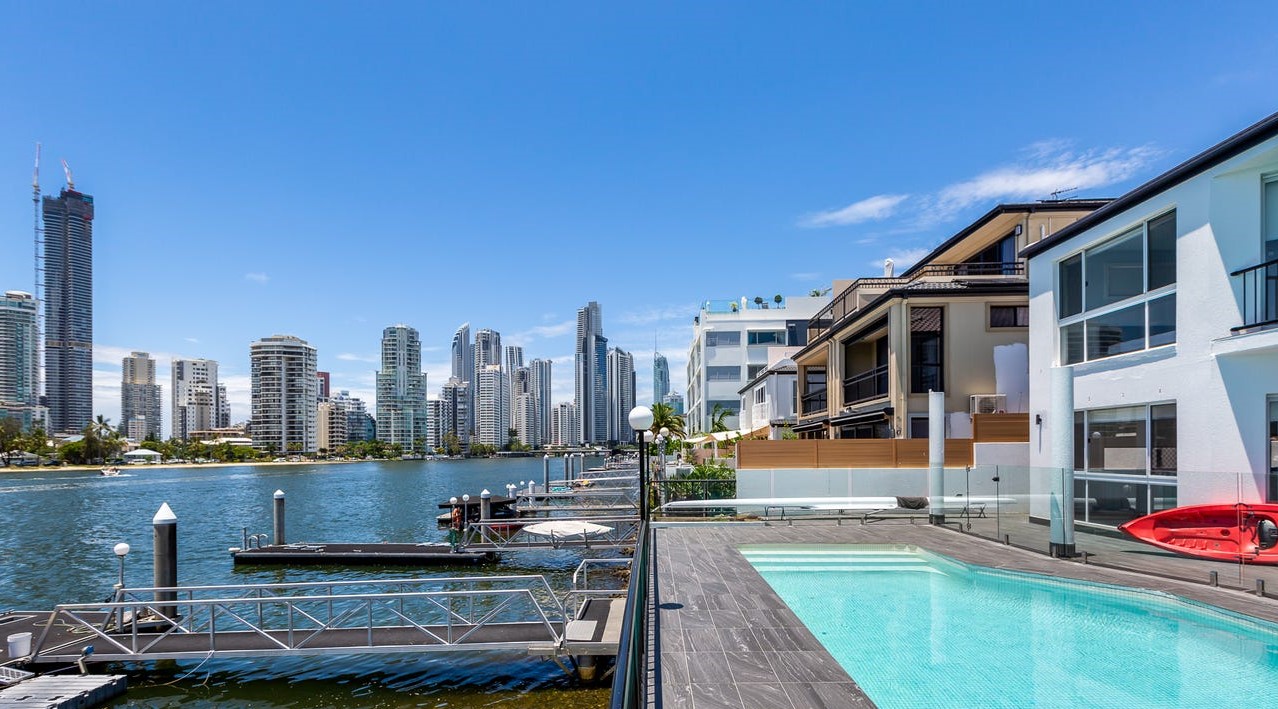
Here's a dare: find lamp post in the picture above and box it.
[629,406,655,522]
[112,542,130,591]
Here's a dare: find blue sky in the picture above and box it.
[1,2,1275,436]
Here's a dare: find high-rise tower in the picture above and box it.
[121,351,161,440]
[607,347,636,442]
[42,186,94,434]
[0,291,44,429]
[250,335,317,453]
[172,359,218,441]
[376,324,429,452]
[530,358,552,446]
[653,352,670,406]
[574,302,608,443]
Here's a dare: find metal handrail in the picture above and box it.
[461,516,641,550]
[800,389,827,415]
[609,521,650,709]
[1231,257,1278,331]
[842,363,889,405]
[33,581,568,662]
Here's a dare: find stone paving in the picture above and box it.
[649,519,1278,709]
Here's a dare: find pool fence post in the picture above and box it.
[1049,366,1077,558]
[273,489,286,545]
[152,502,178,620]
[927,389,945,525]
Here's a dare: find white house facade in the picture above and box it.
[1025,110,1278,527]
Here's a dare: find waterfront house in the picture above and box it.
[1025,110,1278,526]
[736,347,800,439]
[793,201,1108,442]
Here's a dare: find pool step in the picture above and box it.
[742,549,939,573]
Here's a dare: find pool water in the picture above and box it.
[741,544,1278,709]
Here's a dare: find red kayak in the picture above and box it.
[1118,503,1278,564]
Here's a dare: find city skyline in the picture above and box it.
[1,5,1275,436]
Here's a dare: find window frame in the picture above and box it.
[989,304,1029,329]
[1057,208,1177,365]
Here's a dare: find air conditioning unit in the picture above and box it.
[969,394,1007,415]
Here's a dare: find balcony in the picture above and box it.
[800,390,827,416]
[842,364,889,406]
[808,261,1025,340]
[1232,257,1278,332]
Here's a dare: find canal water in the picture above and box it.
[0,457,616,707]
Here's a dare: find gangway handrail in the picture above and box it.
[108,573,555,598]
[461,516,641,550]
[33,584,569,662]
[609,521,650,709]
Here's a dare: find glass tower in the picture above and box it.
[43,187,94,434]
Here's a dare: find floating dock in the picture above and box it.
[230,542,496,566]
[0,675,127,708]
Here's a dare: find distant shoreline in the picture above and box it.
[2,454,598,475]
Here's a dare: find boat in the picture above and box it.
[1118,503,1278,564]
[100,466,121,477]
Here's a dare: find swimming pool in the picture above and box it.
[741,544,1278,708]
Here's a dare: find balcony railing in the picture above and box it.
[808,261,1025,340]
[842,364,889,405]
[800,390,827,415]
[1231,257,1278,332]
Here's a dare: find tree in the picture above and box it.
[649,403,686,439]
[709,403,732,434]
[441,432,462,457]
[809,287,831,297]
[0,418,22,465]
[19,426,52,462]
[773,294,783,306]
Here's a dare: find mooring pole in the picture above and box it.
[152,502,178,619]
[927,390,945,525]
[480,489,492,521]
[543,454,551,493]
[273,489,286,546]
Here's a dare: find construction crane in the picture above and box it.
[32,142,40,191]
[61,158,74,191]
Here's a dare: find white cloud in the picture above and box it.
[617,304,697,326]
[184,337,200,344]
[336,352,377,363]
[244,272,269,284]
[506,320,575,347]
[799,194,909,228]
[933,144,1160,217]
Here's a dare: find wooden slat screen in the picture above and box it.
[735,437,975,469]
[972,413,1030,443]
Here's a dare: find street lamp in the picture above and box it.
[628,406,655,521]
[113,542,130,590]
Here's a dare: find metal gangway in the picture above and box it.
[19,572,627,670]
[516,484,640,513]
[461,516,641,551]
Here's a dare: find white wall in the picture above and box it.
[1028,137,1278,505]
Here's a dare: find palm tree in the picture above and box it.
[648,402,685,439]
[709,403,732,434]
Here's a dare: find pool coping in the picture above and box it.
[650,521,1278,709]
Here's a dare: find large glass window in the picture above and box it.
[990,305,1029,328]
[747,330,785,346]
[1057,210,1176,363]
[1074,403,1178,527]
[1265,178,1278,260]
[705,331,740,347]
[706,366,740,381]
[910,307,943,393]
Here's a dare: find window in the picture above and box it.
[1265,178,1278,260]
[753,387,766,404]
[1269,396,1278,502]
[963,232,1018,274]
[747,364,766,380]
[706,366,740,381]
[708,400,738,416]
[747,330,784,345]
[990,305,1029,328]
[705,331,740,347]
[910,307,943,393]
[801,367,826,415]
[909,416,929,439]
[1058,210,1177,364]
[1074,403,1178,526]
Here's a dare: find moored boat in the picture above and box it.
[100,466,120,476]
[1118,503,1278,563]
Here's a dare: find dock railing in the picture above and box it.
[609,521,650,709]
[461,516,641,550]
[31,575,568,662]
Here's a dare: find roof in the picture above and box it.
[900,200,1113,278]
[737,357,798,393]
[1022,110,1278,259]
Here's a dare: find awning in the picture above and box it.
[830,406,892,426]
[792,419,828,433]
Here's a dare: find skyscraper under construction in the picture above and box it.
[43,185,94,434]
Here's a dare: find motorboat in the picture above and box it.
[100,466,121,477]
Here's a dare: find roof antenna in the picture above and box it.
[1049,187,1077,201]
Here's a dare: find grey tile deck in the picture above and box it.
[649,520,1278,708]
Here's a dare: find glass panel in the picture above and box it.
[1147,210,1176,289]
[1085,304,1145,361]
[1148,294,1176,347]
[706,366,740,381]
[1085,229,1144,310]
[1150,403,1176,475]
[1151,484,1177,512]
[1058,254,1083,318]
[1086,405,1147,474]
[705,331,740,347]
[1265,179,1278,260]
[1074,478,1089,522]
[1073,411,1085,471]
[910,307,943,393]
[1061,322,1085,365]
[1269,396,1278,502]
[1087,479,1145,525]
[990,306,1027,327]
[747,331,785,345]
[909,417,929,439]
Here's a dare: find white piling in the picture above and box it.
[152,502,178,619]
[272,489,286,545]
[928,390,945,524]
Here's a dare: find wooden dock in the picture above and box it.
[231,543,496,566]
[0,675,126,709]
